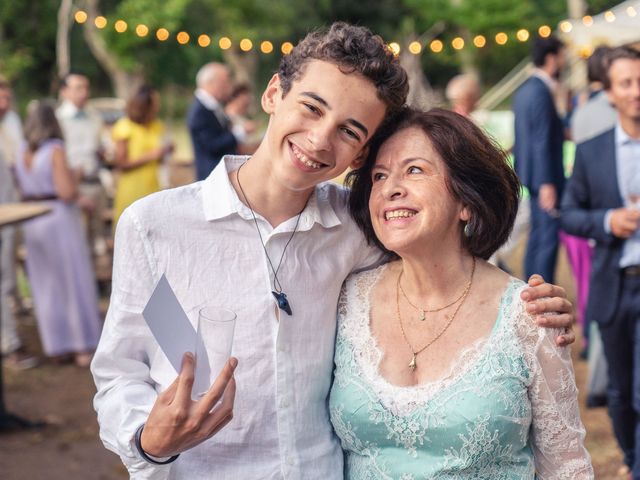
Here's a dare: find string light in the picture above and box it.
[74,10,88,24]
[628,6,637,17]
[452,37,464,50]
[538,25,551,37]
[156,28,169,41]
[219,37,232,50]
[430,39,444,53]
[114,20,128,33]
[559,21,573,33]
[408,41,422,54]
[135,24,149,37]
[76,12,618,57]
[94,16,107,29]
[473,35,486,48]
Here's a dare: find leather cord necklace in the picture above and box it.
[236,161,307,316]
[396,257,476,371]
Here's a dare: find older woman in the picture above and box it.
[329,108,593,478]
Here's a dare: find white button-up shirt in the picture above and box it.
[91,156,383,479]
[56,100,103,179]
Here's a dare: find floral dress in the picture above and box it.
[329,265,593,479]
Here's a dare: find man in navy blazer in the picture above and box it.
[188,63,244,181]
[561,46,640,477]
[513,35,566,282]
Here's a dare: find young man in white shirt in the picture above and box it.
[92,22,575,479]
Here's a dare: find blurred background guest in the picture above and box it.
[0,76,23,166]
[0,78,36,369]
[513,35,567,283]
[56,72,107,257]
[111,84,172,228]
[225,82,258,140]
[445,73,481,118]
[565,46,616,408]
[571,46,617,145]
[188,62,244,181]
[13,101,101,367]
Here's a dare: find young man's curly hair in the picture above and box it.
[278,22,408,116]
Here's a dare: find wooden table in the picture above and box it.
[0,202,51,431]
[0,203,51,228]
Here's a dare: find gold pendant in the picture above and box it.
[419,310,426,321]
[409,353,417,371]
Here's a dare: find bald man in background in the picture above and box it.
[188,63,248,181]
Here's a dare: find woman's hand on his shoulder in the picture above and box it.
[520,274,575,347]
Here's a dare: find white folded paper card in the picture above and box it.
[142,274,210,395]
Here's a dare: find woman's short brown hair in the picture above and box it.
[126,85,158,125]
[347,107,521,260]
[278,22,408,116]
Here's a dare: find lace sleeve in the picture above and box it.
[514,291,594,479]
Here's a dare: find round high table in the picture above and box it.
[0,202,51,432]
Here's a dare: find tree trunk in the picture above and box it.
[223,48,258,93]
[79,0,144,99]
[56,0,73,79]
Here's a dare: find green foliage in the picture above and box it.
[0,1,59,99]
[0,0,630,105]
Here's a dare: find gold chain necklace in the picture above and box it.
[396,257,476,372]
[398,265,474,321]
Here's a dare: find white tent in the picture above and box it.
[563,0,640,52]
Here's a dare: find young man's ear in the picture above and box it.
[261,74,281,114]
[349,146,369,170]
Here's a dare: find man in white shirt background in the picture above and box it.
[92,22,577,480]
[56,72,107,256]
[0,78,37,369]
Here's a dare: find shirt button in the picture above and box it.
[286,457,294,466]
[280,398,290,408]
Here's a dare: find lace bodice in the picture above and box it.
[329,265,593,479]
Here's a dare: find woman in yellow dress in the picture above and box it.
[112,85,173,227]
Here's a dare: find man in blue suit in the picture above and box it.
[188,63,246,181]
[513,35,566,282]
[561,46,640,478]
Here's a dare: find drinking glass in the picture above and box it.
[193,306,236,399]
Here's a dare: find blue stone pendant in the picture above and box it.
[272,291,293,316]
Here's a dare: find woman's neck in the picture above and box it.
[397,246,475,305]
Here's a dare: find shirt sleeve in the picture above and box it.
[111,118,132,141]
[90,207,173,479]
[516,294,594,479]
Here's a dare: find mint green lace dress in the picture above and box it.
[329,266,593,479]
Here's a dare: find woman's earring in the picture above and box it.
[464,222,473,238]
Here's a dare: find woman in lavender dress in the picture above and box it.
[13,101,101,366]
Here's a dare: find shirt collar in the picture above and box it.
[201,155,342,230]
[615,122,640,146]
[57,100,83,118]
[532,68,558,93]
[195,89,222,112]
